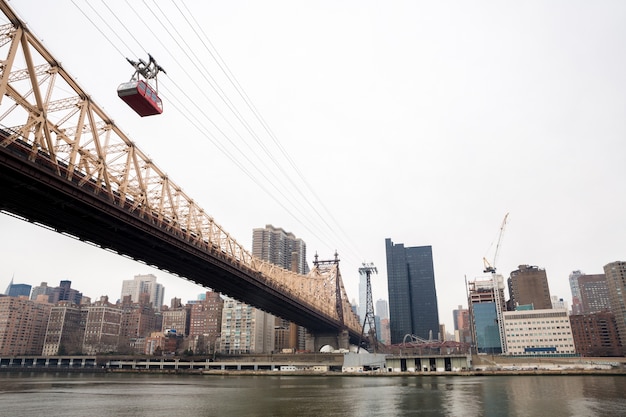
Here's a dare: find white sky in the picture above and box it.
[1,1,625,332]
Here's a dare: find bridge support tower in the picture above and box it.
[305,329,350,352]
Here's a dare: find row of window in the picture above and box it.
[505,319,568,325]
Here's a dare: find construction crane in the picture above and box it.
[483,212,509,274]
[481,212,509,354]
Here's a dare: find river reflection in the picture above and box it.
[0,373,625,416]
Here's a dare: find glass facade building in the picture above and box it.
[385,238,440,344]
[473,302,502,354]
[5,282,31,298]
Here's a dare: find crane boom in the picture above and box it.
[483,213,509,274]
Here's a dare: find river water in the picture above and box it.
[1,372,625,416]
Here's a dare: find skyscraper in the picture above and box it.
[507,265,552,310]
[252,224,307,351]
[385,238,439,343]
[49,280,83,305]
[375,299,389,320]
[30,282,54,302]
[452,305,471,344]
[603,261,626,355]
[252,224,308,273]
[577,274,610,314]
[120,274,165,311]
[4,279,31,298]
[569,270,584,314]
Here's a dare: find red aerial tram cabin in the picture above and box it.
[117,80,163,117]
[118,54,166,117]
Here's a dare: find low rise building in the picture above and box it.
[503,308,575,356]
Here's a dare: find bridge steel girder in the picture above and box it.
[0,140,361,342]
[0,0,363,345]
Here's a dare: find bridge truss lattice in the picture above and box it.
[0,1,360,335]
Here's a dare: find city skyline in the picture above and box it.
[2,252,624,358]
[1,1,625,333]
[0,215,623,332]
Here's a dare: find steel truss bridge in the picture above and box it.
[0,2,361,344]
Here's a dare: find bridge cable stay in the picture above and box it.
[1,1,367,341]
[146,0,364,264]
[69,0,365,266]
[148,0,364,262]
[0,1,364,337]
[173,0,363,262]
[7,0,350,269]
[73,0,311,228]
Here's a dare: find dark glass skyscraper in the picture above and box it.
[5,281,31,298]
[385,238,440,343]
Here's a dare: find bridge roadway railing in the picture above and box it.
[0,1,361,337]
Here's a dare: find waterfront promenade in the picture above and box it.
[1,353,624,376]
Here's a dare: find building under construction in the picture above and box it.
[467,275,507,354]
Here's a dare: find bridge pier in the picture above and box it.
[305,329,350,352]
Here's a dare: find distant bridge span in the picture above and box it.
[0,1,361,345]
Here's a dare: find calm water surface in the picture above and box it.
[0,372,625,417]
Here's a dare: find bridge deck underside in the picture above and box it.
[0,143,360,341]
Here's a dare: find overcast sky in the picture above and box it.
[1,1,625,332]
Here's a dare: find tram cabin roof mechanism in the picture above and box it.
[118,54,166,117]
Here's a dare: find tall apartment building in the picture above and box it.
[577,274,610,314]
[603,261,626,355]
[503,309,575,356]
[83,296,122,354]
[252,224,307,351]
[467,275,507,354]
[385,239,440,343]
[508,265,552,310]
[570,312,622,357]
[188,291,224,354]
[50,280,83,305]
[569,270,584,314]
[375,299,389,320]
[0,296,51,355]
[219,297,275,354]
[120,274,165,311]
[378,318,391,345]
[42,301,85,356]
[252,224,308,274]
[452,305,471,344]
[118,294,158,354]
[30,282,54,302]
